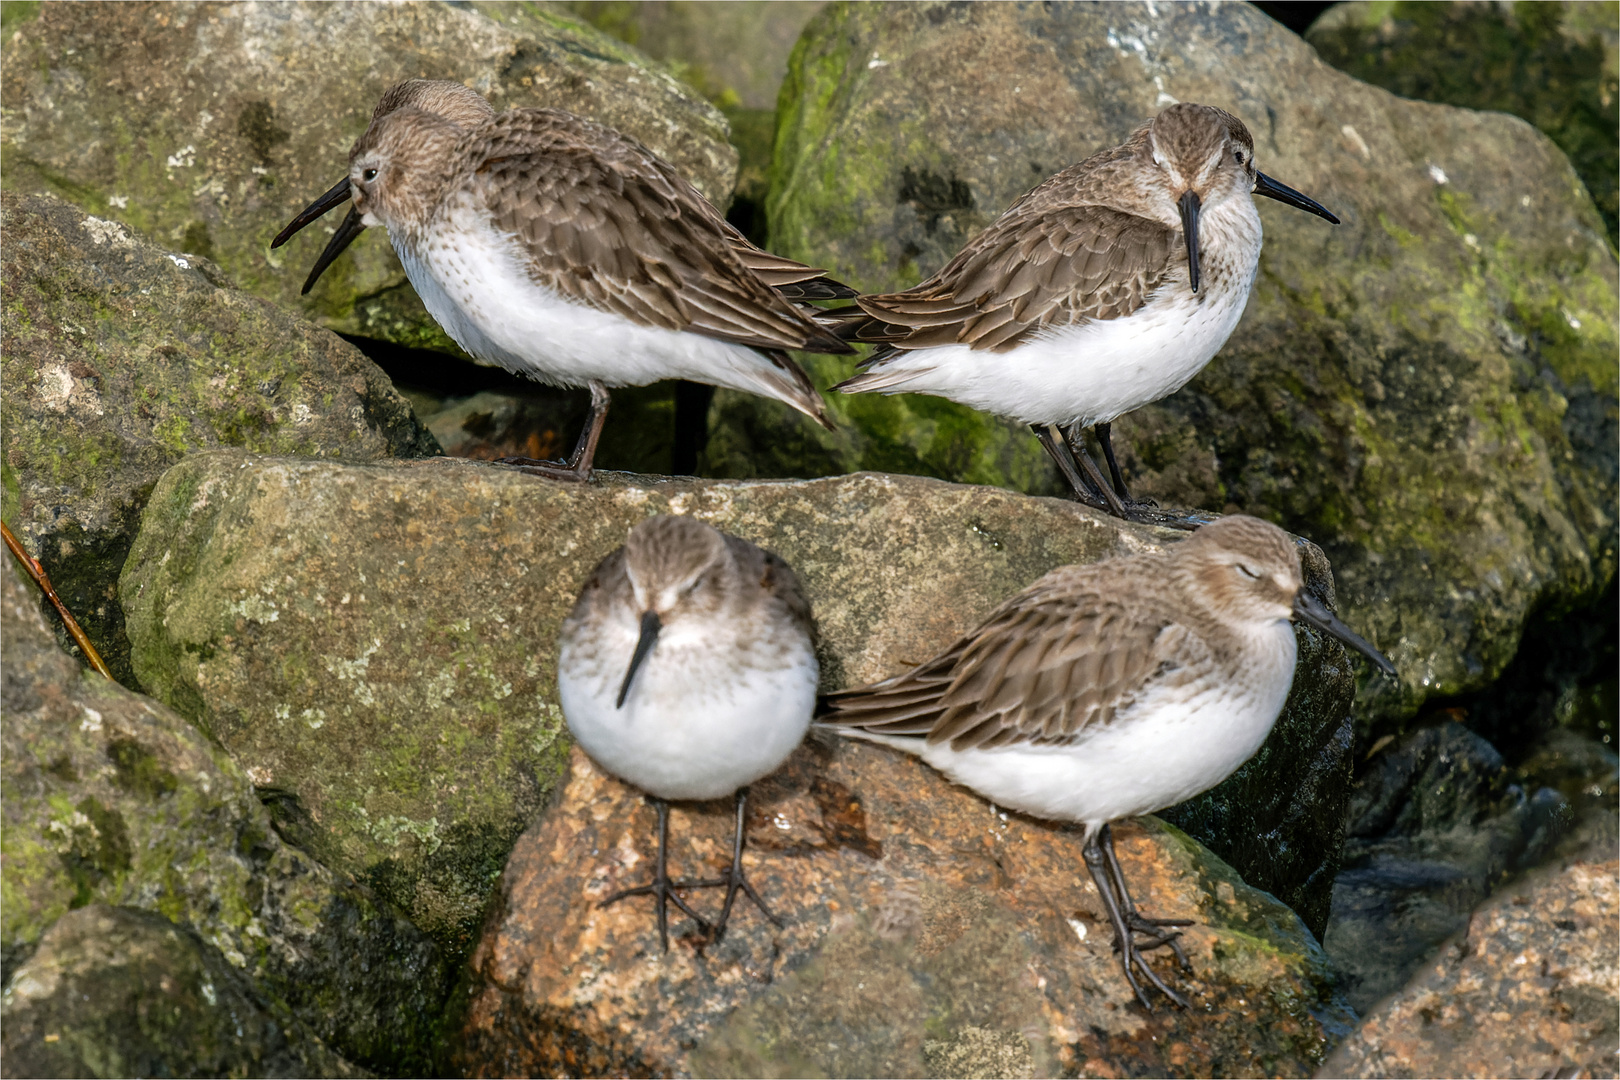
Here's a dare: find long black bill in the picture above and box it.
[271,177,352,249]
[616,609,663,709]
[1293,591,1396,676]
[1177,189,1201,294]
[1253,172,1341,225]
[297,205,367,295]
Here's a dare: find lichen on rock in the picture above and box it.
[0,190,438,686]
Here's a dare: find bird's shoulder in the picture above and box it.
[850,160,1179,353]
[823,557,1207,749]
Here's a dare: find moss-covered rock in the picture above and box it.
[0,0,737,354]
[0,190,437,687]
[0,555,452,1075]
[119,453,1362,947]
[1308,0,1619,246]
[734,0,1618,736]
[1,905,358,1079]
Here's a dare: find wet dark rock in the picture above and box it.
[449,743,1354,1078]
[1323,721,1573,1011]
[1319,857,1619,1079]
[120,453,1361,958]
[0,555,451,1074]
[0,190,437,687]
[0,905,358,1079]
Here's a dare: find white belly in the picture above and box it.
[558,614,818,802]
[862,282,1252,429]
[388,205,808,404]
[854,620,1297,830]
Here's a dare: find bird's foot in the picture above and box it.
[494,455,594,483]
[676,866,782,944]
[1115,929,1193,1010]
[599,877,711,952]
[1122,910,1195,970]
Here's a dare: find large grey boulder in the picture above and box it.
[120,454,1362,944]
[730,0,1617,735]
[0,555,451,1074]
[0,0,737,354]
[0,190,437,687]
[1307,1,1618,244]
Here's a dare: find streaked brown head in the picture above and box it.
[348,81,493,228]
[1175,514,1395,675]
[622,515,734,620]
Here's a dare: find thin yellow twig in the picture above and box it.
[2,520,114,681]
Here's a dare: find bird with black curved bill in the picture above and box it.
[272,80,856,483]
[819,514,1395,1008]
[832,103,1340,527]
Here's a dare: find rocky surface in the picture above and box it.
[1,905,357,1079]
[1,555,450,1074]
[1319,857,1619,1079]
[0,0,738,354]
[740,0,1618,736]
[1309,0,1619,244]
[450,742,1355,1078]
[0,190,437,686]
[119,453,1364,955]
[1322,721,1572,1012]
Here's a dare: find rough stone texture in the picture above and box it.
[0,190,438,687]
[120,453,1360,954]
[557,1,827,111]
[1319,857,1619,1079]
[1322,721,1570,1012]
[0,555,451,1075]
[0,0,737,355]
[0,904,357,1079]
[1309,0,1619,244]
[737,0,1618,736]
[449,742,1354,1079]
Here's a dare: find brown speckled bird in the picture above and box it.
[272,80,854,482]
[831,104,1339,525]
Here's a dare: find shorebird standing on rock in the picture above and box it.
[819,515,1394,1008]
[557,515,818,950]
[272,79,855,482]
[832,103,1340,526]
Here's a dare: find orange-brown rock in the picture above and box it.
[1319,857,1619,1080]
[450,740,1354,1078]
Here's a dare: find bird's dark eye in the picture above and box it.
[1233,151,1246,165]
[362,168,378,183]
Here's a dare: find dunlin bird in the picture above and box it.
[558,515,818,949]
[272,80,855,482]
[819,514,1394,1007]
[832,104,1339,525]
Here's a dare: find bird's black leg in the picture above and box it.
[1058,424,1131,518]
[1032,425,1110,511]
[499,379,611,482]
[599,797,711,952]
[1099,823,1193,970]
[1094,422,1133,502]
[678,788,782,943]
[1082,827,1190,1010]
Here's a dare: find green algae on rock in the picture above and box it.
[0,191,437,688]
[739,0,1618,736]
[1,905,359,1079]
[450,742,1353,1078]
[0,0,737,354]
[119,452,1361,951]
[1308,0,1619,246]
[0,555,451,1075]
